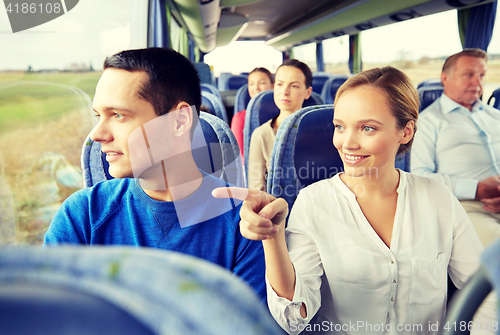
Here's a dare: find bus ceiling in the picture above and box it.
[164,0,498,53]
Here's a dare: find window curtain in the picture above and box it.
[458,1,497,51]
[348,33,362,74]
[149,0,169,48]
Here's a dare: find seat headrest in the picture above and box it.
[418,87,443,112]
[294,108,342,188]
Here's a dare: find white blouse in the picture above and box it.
[267,171,492,335]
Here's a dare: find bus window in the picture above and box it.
[0,0,147,245]
[323,36,350,75]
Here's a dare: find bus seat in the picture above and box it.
[243,90,324,178]
[193,62,216,86]
[394,150,411,172]
[201,83,222,103]
[320,75,350,104]
[217,73,232,91]
[226,75,248,91]
[418,86,443,113]
[266,105,339,212]
[233,83,251,116]
[193,112,245,187]
[441,237,500,335]
[0,246,283,335]
[487,87,500,109]
[417,78,442,89]
[309,91,324,105]
[218,74,247,91]
[82,112,244,188]
[312,72,333,94]
[201,91,229,124]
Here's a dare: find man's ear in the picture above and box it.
[172,102,193,137]
[441,71,448,88]
[400,120,414,145]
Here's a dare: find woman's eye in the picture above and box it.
[362,126,375,132]
[114,113,124,120]
[334,124,344,131]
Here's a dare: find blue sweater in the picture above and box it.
[44,174,266,301]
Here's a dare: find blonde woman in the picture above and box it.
[215,67,495,335]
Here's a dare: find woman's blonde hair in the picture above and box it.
[334,67,418,155]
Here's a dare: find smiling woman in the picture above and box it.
[213,66,496,335]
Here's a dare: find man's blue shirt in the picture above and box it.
[44,174,266,301]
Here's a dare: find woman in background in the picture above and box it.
[247,60,312,191]
[231,67,274,159]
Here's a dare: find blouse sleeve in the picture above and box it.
[266,191,324,334]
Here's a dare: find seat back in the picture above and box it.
[82,112,244,188]
[417,78,442,89]
[227,75,248,90]
[218,74,247,91]
[201,83,222,103]
[233,83,251,116]
[266,105,340,211]
[487,87,500,109]
[418,86,443,113]
[201,91,229,124]
[243,90,324,175]
[320,75,350,104]
[311,72,333,94]
[0,246,284,335]
[193,62,216,86]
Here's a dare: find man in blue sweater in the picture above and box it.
[44,48,266,301]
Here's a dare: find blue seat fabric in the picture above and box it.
[243,90,324,177]
[487,87,500,109]
[418,86,444,113]
[201,91,229,124]
[233,83,251,116]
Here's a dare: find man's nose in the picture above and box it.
[89,118,112,143]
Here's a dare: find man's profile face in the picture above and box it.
[90,68,158,178]
[442,55,487,110]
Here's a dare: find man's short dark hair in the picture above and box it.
[104,48,202,122]
[442,48,488,74]
[277,59,313,88]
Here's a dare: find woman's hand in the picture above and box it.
[212,187,289,240]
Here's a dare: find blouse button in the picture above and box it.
[393,279,396,283]
[391,297,394,301]
[390,260,394,264]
